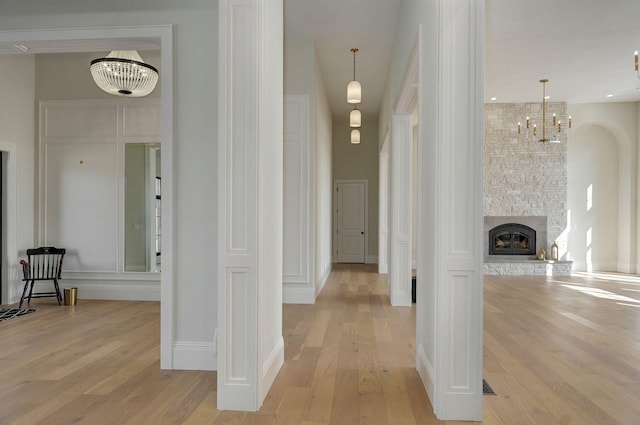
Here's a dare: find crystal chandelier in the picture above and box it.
[90,50,159,97]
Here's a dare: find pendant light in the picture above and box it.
[347,48,361,104]
[350,129,361,144]
[90,50,159,97]
[516,79,571,143]
[349,106,361,127]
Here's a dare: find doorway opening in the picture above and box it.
[0,25,174,368]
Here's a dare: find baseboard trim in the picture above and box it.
[172,341,216,371]
[390,291,412,307]
[417,343,435,405]
[260,336,284,402]
[57,279,160,301]
[283,285,315,304]
[315,263,332,297]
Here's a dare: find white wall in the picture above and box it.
[283,37,332,302]
[0,54,35,303]
[568,124,619,270]
[313,47,333,294]
[567,102,639,272]
[0,0,218,371]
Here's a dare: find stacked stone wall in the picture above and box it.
[484,102,569,275]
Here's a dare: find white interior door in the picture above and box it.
[336,181,366,263]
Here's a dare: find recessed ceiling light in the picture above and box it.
[606,94,614,98]
[490,97,497,101]
[544,95,551,100]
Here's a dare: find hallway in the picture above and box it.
[264,263,430,423]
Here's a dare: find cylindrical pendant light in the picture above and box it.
[350,129,361,144]
[347,48,361,104]
[349,107,361,128]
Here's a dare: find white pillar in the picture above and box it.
[415,0,484,420]
[217,0,284,411]
[378,143,389,275]
[388,115,413,306]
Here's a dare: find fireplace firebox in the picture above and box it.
[488,223,536,256]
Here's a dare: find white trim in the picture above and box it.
[283,286,315,304]
[172,341,216,371]
[315,262,332,296]
[62,280,160,301]
[417,342,435,404]
[260,336,284,403]
[378,136,389,275]
[0,144,18,304]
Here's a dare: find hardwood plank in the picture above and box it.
[1,268,639,424]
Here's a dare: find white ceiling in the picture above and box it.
[284,0,403,120]
[2,0,639,119]
[285,0,640,120]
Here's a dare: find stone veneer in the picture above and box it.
[484,102,570,275]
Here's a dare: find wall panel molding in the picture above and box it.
[283,95,310,287]
[39,99,161,278]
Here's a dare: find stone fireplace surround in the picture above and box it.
[484,102,572,276]
[484,216,571,275]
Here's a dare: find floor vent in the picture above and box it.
[483,379,497,395]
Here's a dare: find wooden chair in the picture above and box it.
[19,247,66,308]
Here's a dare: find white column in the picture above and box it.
[388,115,413,306]
[423,0,484,420]
[378,144,389,275]
[218,0,284,411]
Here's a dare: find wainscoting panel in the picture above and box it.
[43,103,118,139]
[44,142,119,272]
[39,99,161,282]
[283,95,311,294]
[123,103,162,138]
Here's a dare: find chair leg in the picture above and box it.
[53,279,62,305]
[27,281,35,305]
[18,280,31,308]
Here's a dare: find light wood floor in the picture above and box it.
[1,265,639,424]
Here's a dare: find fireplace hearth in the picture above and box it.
[483,216,571,276]
[484,216,547,261]
[488,223,536,256]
